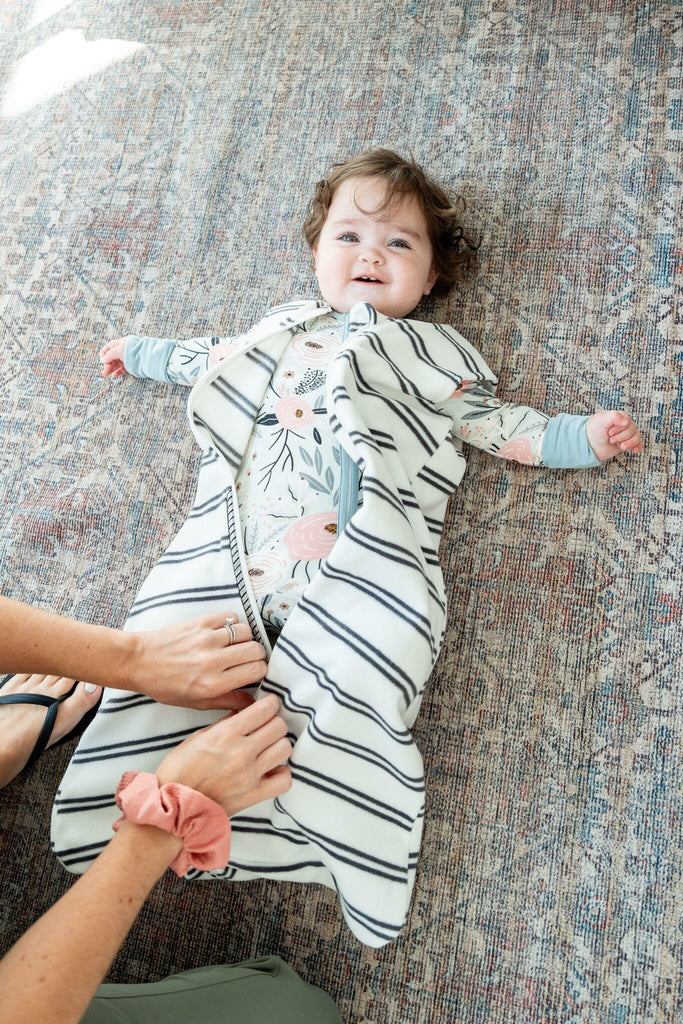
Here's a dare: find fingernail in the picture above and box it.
[85,683,98,693]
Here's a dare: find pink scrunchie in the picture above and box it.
[113,771,231,877]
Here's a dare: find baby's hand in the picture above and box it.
[586,411,643,462]
[100,338,128,378]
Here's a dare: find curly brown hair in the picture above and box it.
[302,148,477,296]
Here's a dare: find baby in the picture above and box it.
[53,149,642,948]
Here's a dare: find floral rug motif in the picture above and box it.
[0,1,680,1021]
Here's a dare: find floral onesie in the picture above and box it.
[123,306,599,637]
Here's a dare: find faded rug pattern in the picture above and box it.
[0,2,680,1022]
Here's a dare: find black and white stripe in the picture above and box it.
[52,300,496,947]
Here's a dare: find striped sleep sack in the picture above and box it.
[51,300,496,947]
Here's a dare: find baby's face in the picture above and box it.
[312,176,437,319]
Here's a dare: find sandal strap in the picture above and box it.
[0,692,60,709]
[25,700,61,769]
[0,682,79,770]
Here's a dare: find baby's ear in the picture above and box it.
[424,265,438,296]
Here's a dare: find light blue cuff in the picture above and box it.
[542,413,601,469]
[337,445,360,535]
[336,310,361,534]
[123,336,176,381]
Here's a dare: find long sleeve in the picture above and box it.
[441,383,600,468]
[124,335,220,386]
[122,309,291,387]
[121,304,328,387]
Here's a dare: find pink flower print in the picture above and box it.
[283,511,338,559]
[209,341,235,365]
[246,551,290,596]
[496,437,536,464]
[274,390,315,429]
[449,379,475,400]
[291,331,340,368]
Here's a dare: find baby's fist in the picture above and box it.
[586,410,643,462]
[100,338,128,378]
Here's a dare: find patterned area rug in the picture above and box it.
[0,1,680,1021]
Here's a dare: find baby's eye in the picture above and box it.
[339,232,359,243]
[389,238,411,249]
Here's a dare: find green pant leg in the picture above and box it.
[80,956,344,1024]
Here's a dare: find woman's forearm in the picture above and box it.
[0,697,292,1024]
[0,820,181,1024]
[0,595,139,688]
[0,596,266,708]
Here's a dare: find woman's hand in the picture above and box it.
[155,693,292,817]
[126,613,268,711]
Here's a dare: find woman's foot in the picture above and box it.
[0,674,102,788]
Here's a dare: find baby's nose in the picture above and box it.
[360,247,382,264]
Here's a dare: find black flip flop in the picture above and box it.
[0,678,102,772]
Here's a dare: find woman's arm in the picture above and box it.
[0,596,266,710]
[0,820,181,1024]
[0,694,292,1024]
